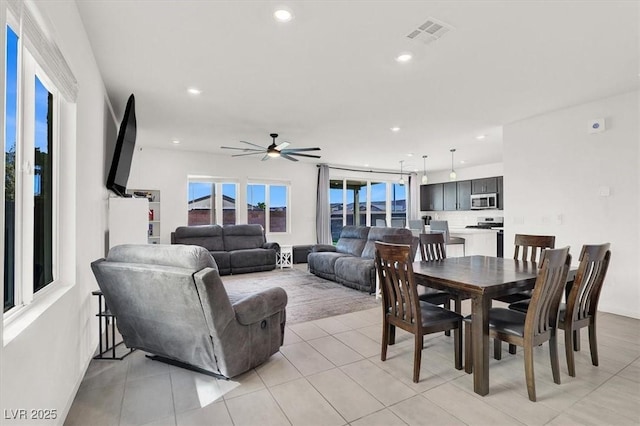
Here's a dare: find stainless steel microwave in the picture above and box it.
[470,193,498,210]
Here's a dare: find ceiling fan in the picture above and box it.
[221,133,321,162]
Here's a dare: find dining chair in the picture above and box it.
[464,246,571,402]
[408,219,424,236]
[429,220,465,256]
[390,218,406,228]
[375,219,387,227]
[493,233,556,304]
[375,241,462,383]
[509,243,611,377]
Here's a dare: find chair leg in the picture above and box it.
[413,334,423,383]
[381,321,389,361]
[524,345,537,402]
[464,323,473,374]
[573,330,580,351]
[444,298,451,336]
[494,339,502,360]
[389,324,396,345]
[509,344,517,354]
[564,327,576,377]
[550,330,561,385]
[454,323,462,370]
[588,321,599,367]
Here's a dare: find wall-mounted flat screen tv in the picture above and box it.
[106,94,136,196]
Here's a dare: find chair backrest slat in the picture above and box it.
[419,233,447,262]
[514,234,556,263]
[525,246,571,337]
[567,243,611,323]
[375,242,421,331]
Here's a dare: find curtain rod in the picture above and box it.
[317,164,415,176]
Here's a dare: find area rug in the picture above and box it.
[222,266,380,324]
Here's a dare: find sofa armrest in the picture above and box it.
[232,287,288,325]
[263,242,280,252]
[311,244,336,253]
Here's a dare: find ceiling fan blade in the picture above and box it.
[280,153,299,162]
[285,152,321,159]
[221,146,265,152]
[231,152,266,157]
[280,147,321,153]
[275,141,290,151]
[261,154,270,161]
[240,140,268,149]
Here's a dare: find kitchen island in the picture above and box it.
[425,226,501,257]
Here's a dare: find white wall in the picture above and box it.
[128,147,319,246]
[504,90,639,319]
[1,1,111,423]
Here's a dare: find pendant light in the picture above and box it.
[399,160,405,185]
[421,155,428,184]
[449,148,457,181]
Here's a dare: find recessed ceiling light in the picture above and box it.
[274,9,293,22]
[406,153,414,157]
[171,139,181,144]
[476,134,486,140]
[187,87,201,95]
[395,52,413,63]
[364,164,369,167]
[460,160,466,164]
[390,126,401,132]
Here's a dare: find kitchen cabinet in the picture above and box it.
[443,180,471,211]
[472,177,498,194]
[497,176,504,210]
[420,183,443,211]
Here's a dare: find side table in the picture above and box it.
[92,290,135,360]
[277,245,293,269]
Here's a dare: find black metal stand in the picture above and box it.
[92,290,135,360]
[145,354,229,380]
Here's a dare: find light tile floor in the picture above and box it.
[65,307,640,426]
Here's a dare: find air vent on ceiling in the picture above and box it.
[406,17,453,45]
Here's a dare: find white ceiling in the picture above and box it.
[76,1,639,173]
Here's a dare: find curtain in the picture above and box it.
[407,173,419,221]
[316,164,332,244]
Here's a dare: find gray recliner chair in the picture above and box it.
[91,244,287,378]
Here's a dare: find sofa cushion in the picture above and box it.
[223,224,266,251]
[334,256,376,292]
[308,252,354,281]
[174,225,225,252]
[211,251,231,275]
[361,227,413,259]
[107,244,217,271]
[229,248,276,271]
[335,226,370,257]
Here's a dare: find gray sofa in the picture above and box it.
[308,226,413,293]
[91,244,287,378]
[171,224,279,275]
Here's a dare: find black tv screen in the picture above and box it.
[106,94,136,196]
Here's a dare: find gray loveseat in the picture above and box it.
[91,244,287,378]
[308,226,413,293]
[171,224,279,275]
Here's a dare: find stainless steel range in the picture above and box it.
[466,216,504,257]
[465,216,504,229]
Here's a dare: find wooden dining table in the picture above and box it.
[412,255,546,396]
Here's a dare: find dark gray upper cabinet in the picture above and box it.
[497,176,504,210]
[457,180,472,210]
[443,180,471,211]
[472,177,498,194]
[420,183,443,211]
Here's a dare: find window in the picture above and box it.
[187,179,237,226]
[329,178,407,242]
[247,183,289,233]
[4,20,65,313]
